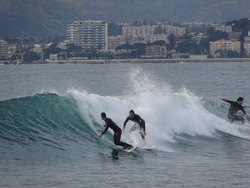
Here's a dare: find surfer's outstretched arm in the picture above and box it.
[218,97,228,102]
[218,97,234,104]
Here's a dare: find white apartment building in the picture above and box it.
[122,24,185,41]
[243,43,250,56]
[67,20,108,51]
[164,25,186,37]
[213,24,232,33]
[0,40,8,59]
[244,31,250,56]
[122,25,155,37]
[149,34,168,43]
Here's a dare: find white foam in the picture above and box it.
[69,68,250,151]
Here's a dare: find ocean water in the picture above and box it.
[0,62,250,188]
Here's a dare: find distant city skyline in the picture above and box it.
[2,17,250,64]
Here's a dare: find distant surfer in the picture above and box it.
[218,97,247,124]
[98,112,133,150]
[123,110,146,141]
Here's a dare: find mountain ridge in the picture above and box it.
[0,0,249,40]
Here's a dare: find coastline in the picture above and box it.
[1,58,250,65]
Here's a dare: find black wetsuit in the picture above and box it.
[102,118,132,149]
[222,98,246,124]
[124,114,146,139]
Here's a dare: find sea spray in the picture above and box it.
[69,68,250,152]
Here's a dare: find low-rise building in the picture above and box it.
[50,54,58,61]
[209,39,241,56]
[149,34,168,43]
[172,53,190,59]
[108,35,126,51]
[141,45,167,58]
[192,33,207,45]
[190,55,207,59]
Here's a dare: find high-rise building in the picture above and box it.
[67,20,108,51]
[0,40,8,60]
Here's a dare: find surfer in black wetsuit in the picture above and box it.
[218,97,247,124]
[123,110,146,140]
[98,112,133,150]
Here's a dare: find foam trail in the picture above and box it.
[70,68,250,152]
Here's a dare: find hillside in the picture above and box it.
[0,0,86,40]
[66,0,250,23]
[0,0,249,40]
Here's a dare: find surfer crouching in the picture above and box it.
[123,110,146,141]
[98,112,133,150]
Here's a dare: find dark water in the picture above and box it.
[0,62,250,188]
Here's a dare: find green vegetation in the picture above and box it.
[226,18,250,36]
[44,43,62,57]
[167,34,176,50]
[215,49,241,58]
[116,42,139,59]
[12,44,40,62]
[208,30,228,42]
[66,43,82,53]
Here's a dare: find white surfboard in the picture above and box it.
[124,146,136,152]
[140,145,158,150]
